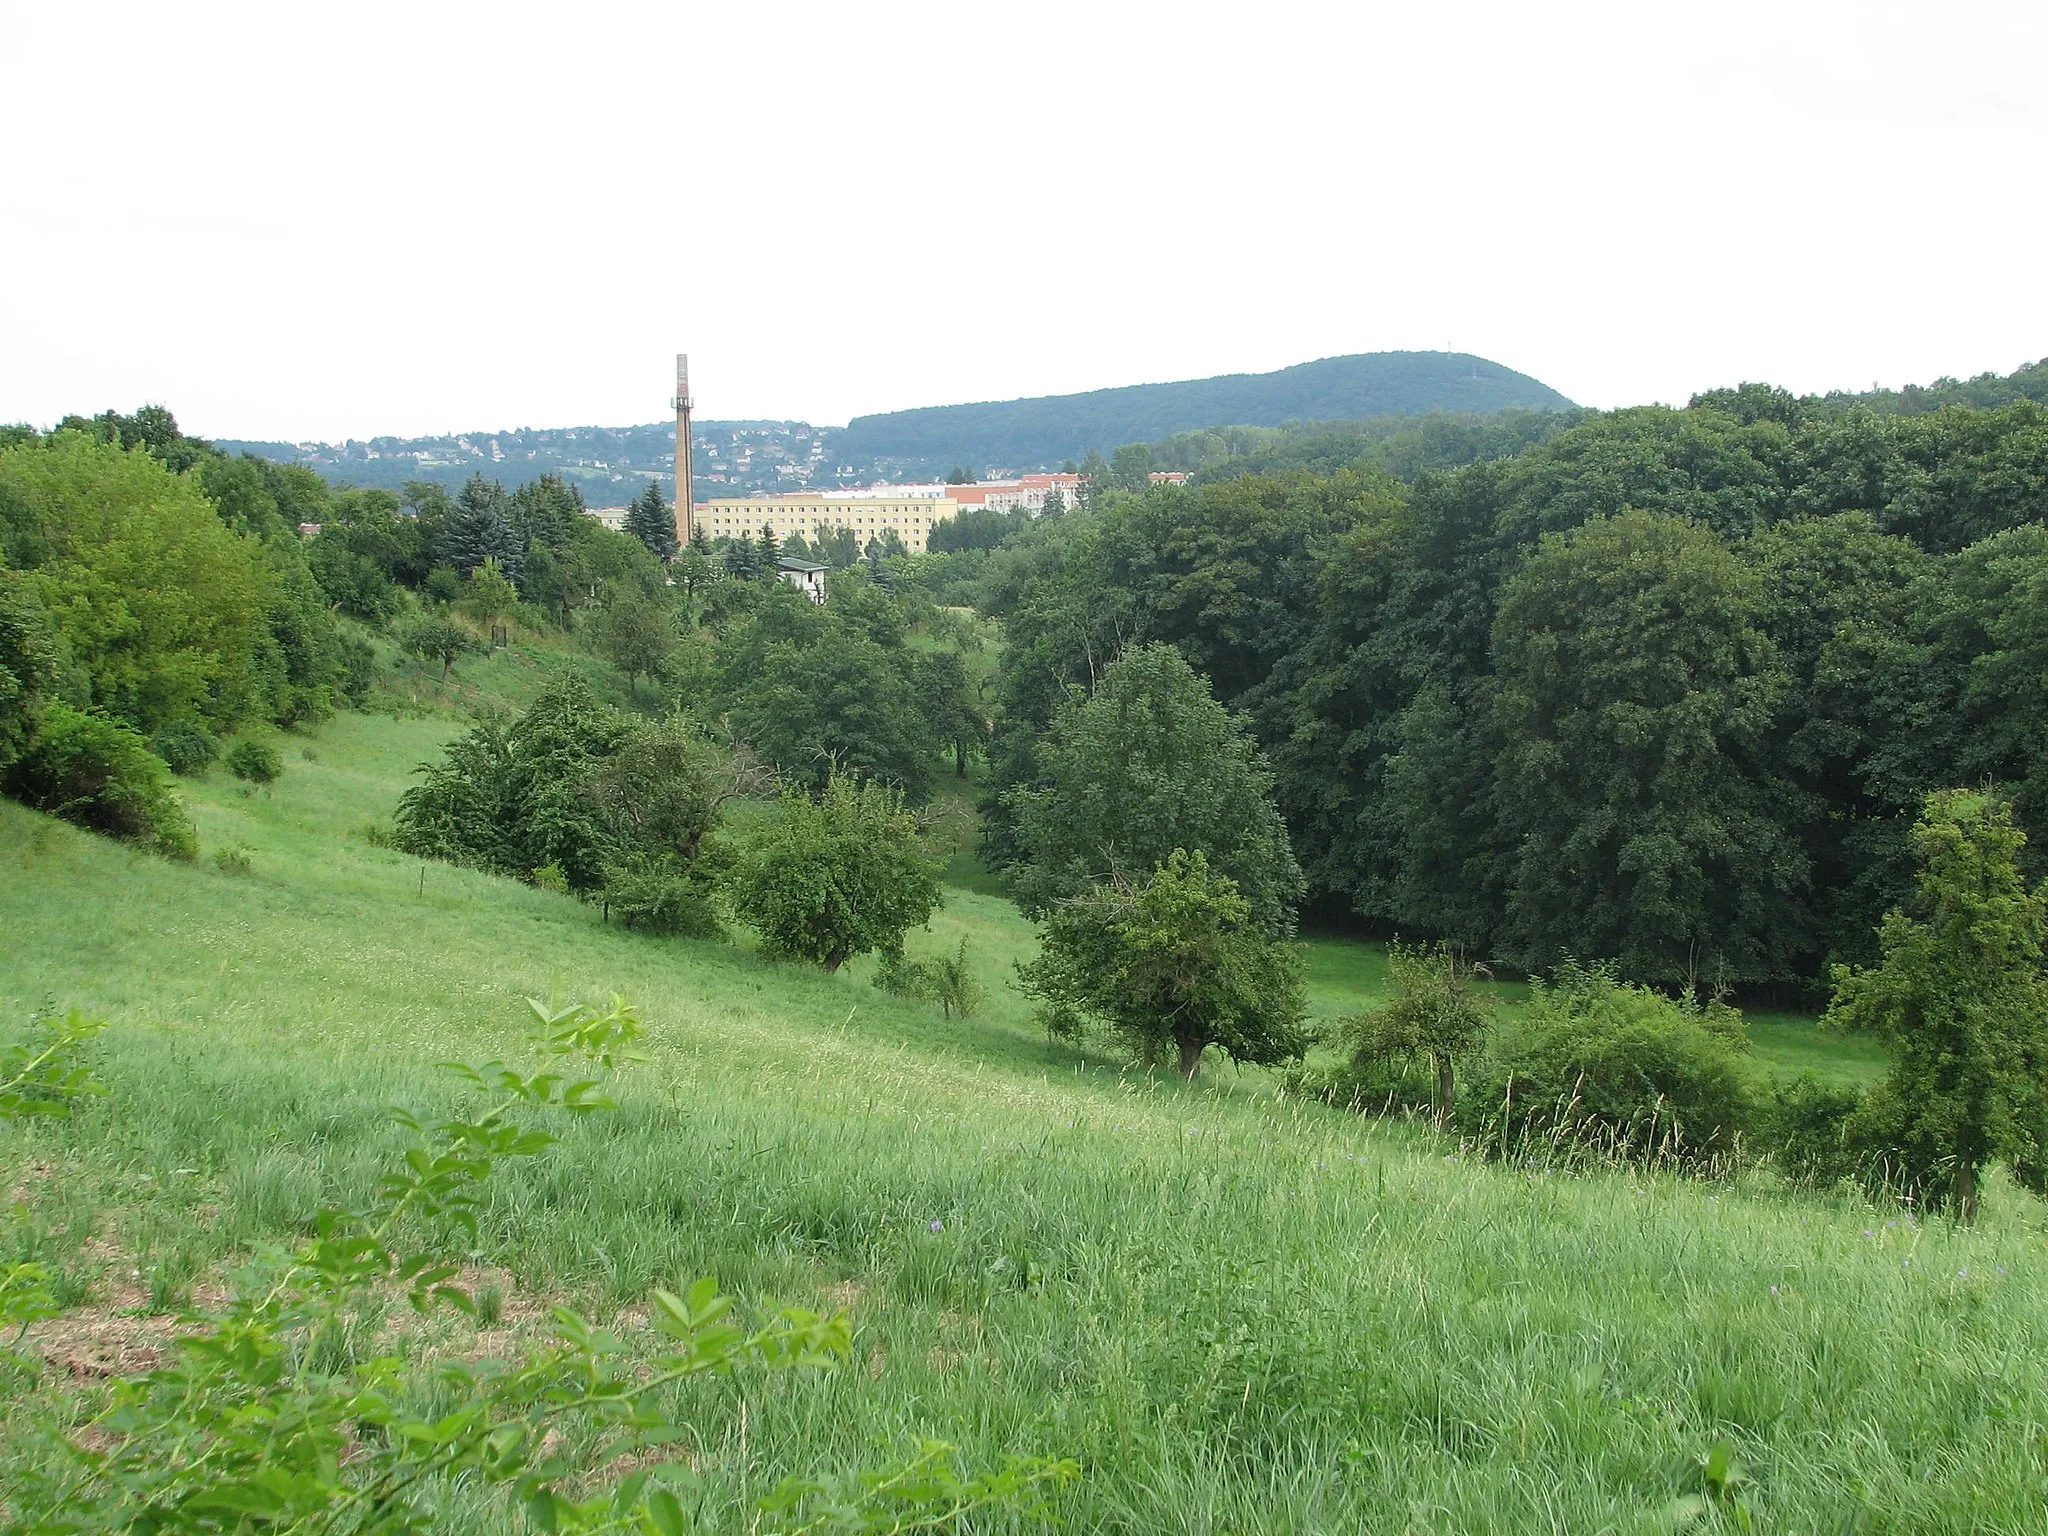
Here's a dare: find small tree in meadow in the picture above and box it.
[460,556,519,633]
[1017,849,1307,1078]
[1343,941,1494,1122]
[725,775,942,971]
[398,611,477,682]
[1827,790,2048,1221]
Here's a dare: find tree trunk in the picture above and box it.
[824,950,846,973]
[1436,1058,1455,1125]
[1178,1037,1206,1079]
[440,656,451,683]
[1956,1156,1979,1225]
[954,738,967,779]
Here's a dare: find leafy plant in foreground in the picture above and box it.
[2,998,1075,1532]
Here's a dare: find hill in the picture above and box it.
[833,352,1576,472]
[8,630,2032,1532]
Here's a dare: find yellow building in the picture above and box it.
[692,493,959,554]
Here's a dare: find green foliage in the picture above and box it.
[716,585,943,803]
[0,563,59,770]
[397,611,478,681]
[1018,849,1307,1077]
[1007,643,1302,934]
[725,775,943,971]
[225,736,283,784]
[213,843,255,875]
[1457,961,1759,1168]
[592,590,675,693]
[1488,509,1804,985]
[394,679,635,893]
[1825,791,2048,1218]
[623,481,677,563]
[1338,941,1494,1120]
[460,555,520,627]
[1760,1075,1868,1190]
[4,701,196,858]
[0,1008,105,1121]
[148,717,221,776]
[0,433,269,733]
[875,937,984,1018]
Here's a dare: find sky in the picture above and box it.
[5,0,2045,443]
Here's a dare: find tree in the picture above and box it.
[756,522,782,571]
[594,591,675,695]
[624,482,677,563]
[1342,941,1494,1122]
[0,566,58,771]
[439,474,523,584]
[461,556,519,632]
[1007,642,1303,934]
[1017,850,1307,1078]
[1,432,269,734]
[398,612,477,682]
[1488,509,1805,986]
[1109,442,1153,493]
[724,775,943,971]
[946,466,975,485]
[1826,791,2048,1220]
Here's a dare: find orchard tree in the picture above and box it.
[1017,849,1307,1078]
[724,774,942,971]
[399,612,477,682]
[624,482,677,563]
[1342,941,1494,1122]
[1827,790,2048,1221]
[1007,642,1302,934]
[594,591,675,695]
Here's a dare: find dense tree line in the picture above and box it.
[0,411,373,854]
[975,383,2048,993]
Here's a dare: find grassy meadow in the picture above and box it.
[4,643,2046,1532]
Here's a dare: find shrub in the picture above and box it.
[601,852,723,938]
[1456,961,1760,1168]
[213,845,254,876]
[3,702,196,859]
[1336,941,1494,1122]
[148,718,220,776]
[334,629,374,706]
[725,775,942,971]
[1761,1076,1867,1190]
[1017,849,1307,1078]
[225,737,283,784]
[876,938,984,1018]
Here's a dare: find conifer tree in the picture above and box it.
[756,522,781,572]
[439,474,523,586]
[624,483,677,563]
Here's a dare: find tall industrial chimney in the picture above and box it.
[671,354,694,547]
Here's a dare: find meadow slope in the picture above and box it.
[2,674,2043,1533]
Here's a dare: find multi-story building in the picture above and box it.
[945,472,1084,515]
[693,492,960,553]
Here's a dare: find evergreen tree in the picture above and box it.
[440,474,523,586]
[756,522,781,572]
[624,482,677,563]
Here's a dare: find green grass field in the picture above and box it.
[5,647,2046,1532]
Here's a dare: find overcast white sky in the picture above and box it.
[5,1,2044,442]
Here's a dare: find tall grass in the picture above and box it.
[3,678,2042,1530]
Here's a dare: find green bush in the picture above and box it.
[1456,961,1760,1168]
[1761,1076,1867,1189]
[148,718,220,776]
[3,702,196,859]
[225,737,283,784]
[213,845,254,876]
[601,852,723,938]
[876,938,984,1018]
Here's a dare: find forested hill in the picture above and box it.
[834,352,1574,472]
